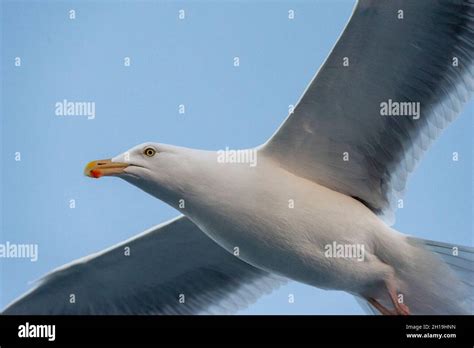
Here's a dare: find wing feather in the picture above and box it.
[2,216,285,315]
[262,0,474,224]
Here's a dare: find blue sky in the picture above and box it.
[1,0,472,314]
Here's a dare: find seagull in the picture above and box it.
[3,0,474,315]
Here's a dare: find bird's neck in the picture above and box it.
[160,148,266,218]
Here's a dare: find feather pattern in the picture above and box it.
[262,0,474,224]
[2,216,286,315]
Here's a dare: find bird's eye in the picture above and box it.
[143,147,157,157]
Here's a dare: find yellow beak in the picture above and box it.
[84,159,129,178]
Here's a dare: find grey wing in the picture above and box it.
[262,0,474,224]
[2,216,286,314]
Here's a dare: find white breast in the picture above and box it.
[183,153,391,293]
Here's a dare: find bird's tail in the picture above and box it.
[357,237,473,315]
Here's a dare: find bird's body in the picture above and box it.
[120,146,467,315]
[156,148,390,294]
[3,0,474,315]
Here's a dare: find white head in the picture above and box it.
[84,142,203,208]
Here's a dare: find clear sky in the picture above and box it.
[1,0,472,314]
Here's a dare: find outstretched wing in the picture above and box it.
[2,216,285,314]
[262,0,474,224]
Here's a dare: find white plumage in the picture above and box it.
[3,0,474,315]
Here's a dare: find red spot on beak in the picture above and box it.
[91,169,102,178]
